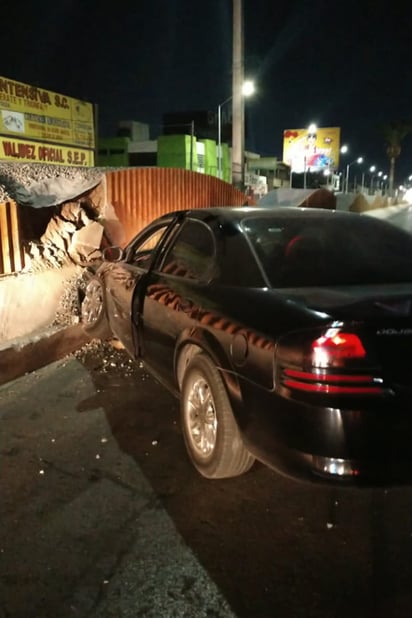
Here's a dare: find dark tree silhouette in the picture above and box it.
[380,121,412,196]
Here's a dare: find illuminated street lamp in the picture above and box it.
[369,166,377,193]
[337,146,348,191]
[345,156,363,193]
[217,80,255,180]
[303,123,317,189]
[361,164,376,193]
[359,159,365,192]
[323,168,334,190]
[370,168,384,194]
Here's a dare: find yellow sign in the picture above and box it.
[0,136,94,166]
[0,76,95,149]
[283,127,341,173]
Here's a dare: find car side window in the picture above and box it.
[159,219,217,281]
[127,225,170,268]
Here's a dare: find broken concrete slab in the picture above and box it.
[0,265,83,343]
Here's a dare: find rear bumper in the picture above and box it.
[258,444,412,487]
[234,378,412,486]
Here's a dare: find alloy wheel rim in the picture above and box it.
[185,375,217,458]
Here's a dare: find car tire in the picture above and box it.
[80,277,112,340]
[180,353,255,479]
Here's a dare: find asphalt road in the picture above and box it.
[2,340,412,618]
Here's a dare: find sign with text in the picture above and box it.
[283,127,341,173]
[0,136,94,166]
[0,76,95,153]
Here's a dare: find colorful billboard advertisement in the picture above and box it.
[283,127,341,173]
[0,76,95,165]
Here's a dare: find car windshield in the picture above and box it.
[241,213,412,288]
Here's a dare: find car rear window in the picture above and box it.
[241,213,412,288]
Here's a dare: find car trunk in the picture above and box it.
[281,283,412,394]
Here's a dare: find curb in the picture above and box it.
[0,324,91,387]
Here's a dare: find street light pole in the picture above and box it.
[232,0,244,190]
[345,157,363,193]
[370,172,382,194]
[217,81,254,182]
[189,120,194,171]
[217,96,232,179]
[369,165,376,194]
[339,144,348,192]
[217,105,221,179]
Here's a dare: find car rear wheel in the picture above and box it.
[180,353,255,479]
[81,277,111,340]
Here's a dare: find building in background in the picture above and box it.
[245,154,291,197]
[98,115,290,197]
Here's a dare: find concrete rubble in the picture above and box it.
[0,163,125,385]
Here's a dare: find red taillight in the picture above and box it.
[281,329,385,395]
[283,368,383,394]
[312,332,366,364]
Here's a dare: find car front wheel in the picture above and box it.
[80,277,112,340]
[180,353,255,479]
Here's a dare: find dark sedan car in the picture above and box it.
[80,206,412,486]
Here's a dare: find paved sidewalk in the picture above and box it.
[0,324,90,387]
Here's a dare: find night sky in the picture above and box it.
[2,0,412,183]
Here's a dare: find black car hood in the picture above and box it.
[279,283,412,319]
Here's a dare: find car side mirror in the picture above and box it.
[102,246,123,262]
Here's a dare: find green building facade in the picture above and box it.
[97,133,228,179]
[97,137,130,167]
[157,135,198,170]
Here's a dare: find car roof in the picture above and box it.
[168,206,356,223]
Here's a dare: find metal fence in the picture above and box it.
[0,168,249,274]
[105,167,249,245]
[0,201,24,274]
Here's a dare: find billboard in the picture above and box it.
[0,76,95,166]
[0,137,94,166]
[283,127,341,173]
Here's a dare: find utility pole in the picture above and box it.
[190,120,194,171]
[232,0,244,191]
